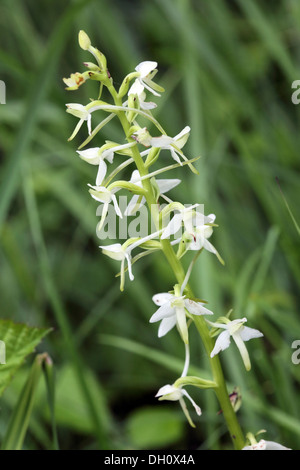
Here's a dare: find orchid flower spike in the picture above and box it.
[156,383,201,428]
[66,103,92,140]
[208,317,263,371]
[124,170,180,216]
[135,61,164,97]
[150,291,213,344]
[77,142,136,186]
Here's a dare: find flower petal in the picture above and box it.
[156,178,181,194]
[135,61,158,78]
[239,326,264,342]
[152,292,174,306]
[96,160,107,186]
[149,302,175,323]
[77,147,100,165]
[158,316,177,337]
[210,330,231,357]
[184,299,214,316]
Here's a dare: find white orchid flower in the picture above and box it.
[243,439,291,450]
[132,126,191,165]
[77,142,136,186]
[128,79,157,110]
[99,242,134,291]
[156,383,201,428]
[124,170,180,216]
[161,204,202,240]
[135,61,163,97]
[66,103,92,140]
[100,231,162,291]
[150,292,213,344]
[208,318,263,371]
[88,184,123,233]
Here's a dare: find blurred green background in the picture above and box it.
[0,0,300,450]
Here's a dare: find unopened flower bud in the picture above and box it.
[78,30,91,50]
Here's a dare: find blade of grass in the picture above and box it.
[0,0,95,229]
[22,160,109,449]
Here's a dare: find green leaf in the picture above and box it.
[126,406,184,449]
[0,319,51,397]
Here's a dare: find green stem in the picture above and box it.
[110,88,245,450]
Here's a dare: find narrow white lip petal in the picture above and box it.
[152,292,174,306]
[232,333,251,371]
[170,147,182,164]
[87,114,92,135]
[149,302,175,323]
[210,330,231,357]
[239,326,264,342]
[184,299,213,316]
[135,61,158,77]
[111,194,123,219]
[158,316,177,337]
[176,306,189,344]
[125,253,134,281]
[95,160,107,186]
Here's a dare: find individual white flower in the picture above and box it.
[150,292,213,344]
[156,383,201,428]
[124,170,180,216]
[128,79,157,110]
[100,231,162,291]
[209,318,263,371]
[242,439,291,450]
[66,103,92,140]
[161,204,202,240]
[132,126,191,165]
[135,61,163,97]
[99,242,134,291]
[88,184,123,232]
[77,142,136,186]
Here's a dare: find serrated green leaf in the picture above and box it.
[0,319,51,397]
